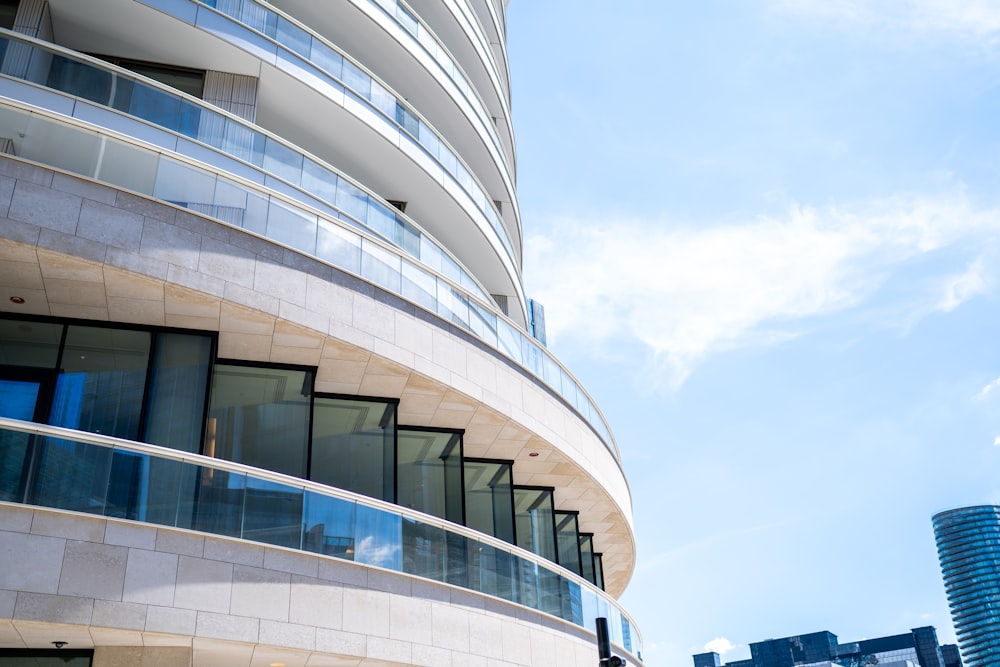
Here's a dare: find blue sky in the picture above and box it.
[507,2,1000,665]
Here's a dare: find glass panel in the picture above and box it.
[29,435,113,514]
[402,518,445,581]
[153,159,217,208]
[470,540,516,602]
[311,396,395,501]
[243,477,303,549]
[189,467,246,538]
[206,364,312,479]
[397,429,463,523]
[0,0,17,30]
[0,319,62,367]
[97,138,159,195]
[554,511,582,575]
[513,487,557,562]
[46,56,112,105]
[400,260,436,312]
[143,333,212,453]
[579,534,596,585]
[594,553,605,591]
[119,61,205,98]
[0,380,40,421]
[0,425,31,503]
[360,240,401,293]
[143,456,198,528]
[266,198,317,253]
[463,459,514,544]
[316,219,361,273]
[262,137,304,185]
[303,490,356,559]
[276,16,311,58]
[49,326,151,440]
[353,503,401,570]
[104,449,148,520]
[0,649,94,665]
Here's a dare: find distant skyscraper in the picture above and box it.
[693,627,961,667]
[933,505,1000,667]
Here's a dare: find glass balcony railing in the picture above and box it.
[0,99,619,457]
[0,416,641,658]
[175,0,518,264]
[364,0,511,173]
[0,30,493,305]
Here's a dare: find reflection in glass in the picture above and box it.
[311,396,395,501]
[0,420,637,651]
[579,533,596,585]
[555,511,582,576]
[513,486,557,562]
[29,436,113,513]
[303,491,356,558]
[354,503,401,570]
[189,468,246,538]
[143,333,212,453]
[207,364,313,479]
[464,458,514,543]
[49,326,151,440]
[243,477,303,549]
[0,319,62,367]
[397,428,463,523]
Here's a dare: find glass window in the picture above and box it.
[513,486,557,563]
[397,428,463,523]
[117,60,205,98]
[206,364,313,479]
[594,553,605,591]
[555,511,582,575]
[311,395,395,501]
[579,533,596,585]
[143,333,212,453]
[464,458,514,544]
[0,649,94,665]
[49,326,151,440]
[0,318,62,367]
[0,0,17,31]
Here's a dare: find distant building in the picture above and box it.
[693,626,961,667]
[933,506,1000,667]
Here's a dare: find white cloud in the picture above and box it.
[935,258,989,313]
[994,436,1000,447]
[771,0,1000,44]
[704,637,737,655]
[976,377,1000,400]
[525,192,1000,388]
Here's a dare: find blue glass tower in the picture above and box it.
[933,505,1000,667]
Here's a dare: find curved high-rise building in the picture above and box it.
[0,1,643,666]
[933,505,1000,667]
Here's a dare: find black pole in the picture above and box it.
[596,617,612,662]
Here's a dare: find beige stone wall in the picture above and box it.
[0,155,635,593]
[0,504,628,667]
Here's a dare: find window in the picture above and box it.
[397,427,464,523]
[464,458,514,543]
[311,395,396,501]
[206,363,313,479]
[513,486,557,562]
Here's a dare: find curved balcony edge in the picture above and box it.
[0,416,643,660]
